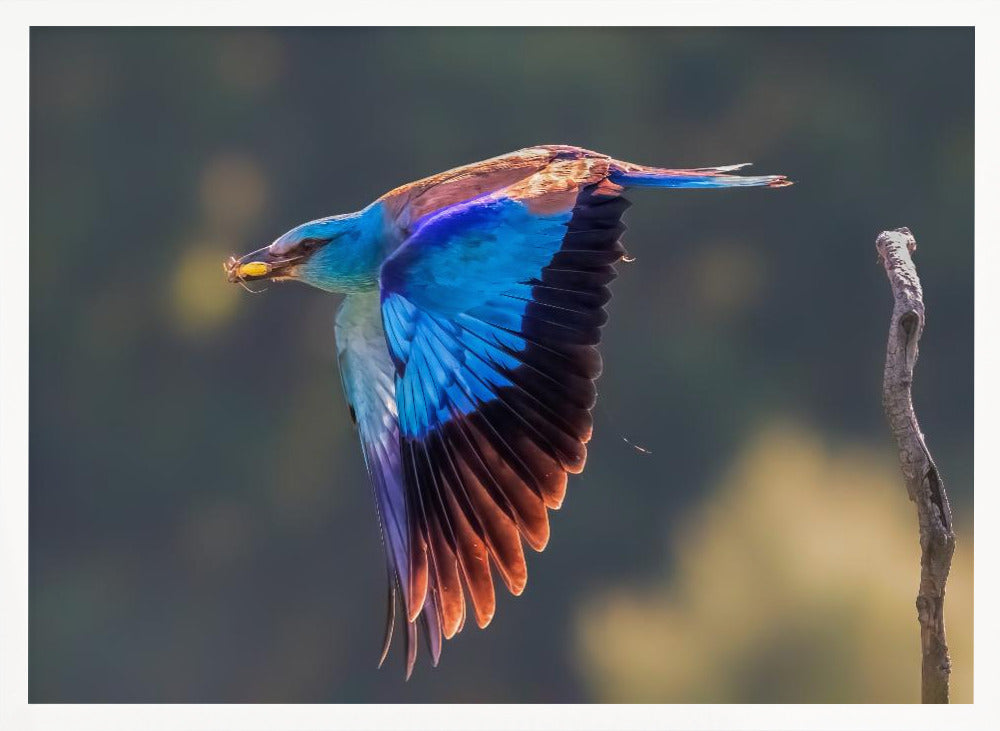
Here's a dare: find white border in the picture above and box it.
[2,2,996,729]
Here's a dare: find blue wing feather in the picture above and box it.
[381,194,574,315]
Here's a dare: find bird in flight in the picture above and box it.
[225,145,790,678]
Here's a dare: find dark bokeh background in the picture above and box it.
[30,28,973,703]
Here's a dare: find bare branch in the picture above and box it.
[876,227,956,704]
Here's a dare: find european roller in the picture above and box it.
[225,145,790,677]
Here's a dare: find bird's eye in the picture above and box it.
[299,237,329,250]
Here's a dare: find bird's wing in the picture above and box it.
[377,154,627,672]
[334,291,426,673]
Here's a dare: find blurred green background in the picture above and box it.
[30,27,973,703]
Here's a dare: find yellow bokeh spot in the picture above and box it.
[170,243,241,336]
[575,421,972,703]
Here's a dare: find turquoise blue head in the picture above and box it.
[226,203,386,293]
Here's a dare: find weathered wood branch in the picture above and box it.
[876,227,956,704]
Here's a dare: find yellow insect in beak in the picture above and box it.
[238,261,271,278]
[224,255,278,290]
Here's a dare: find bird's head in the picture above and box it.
[225,207,384,293]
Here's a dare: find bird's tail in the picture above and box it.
[608,159,792,189]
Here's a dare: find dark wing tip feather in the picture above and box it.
[378,570,397,669]
[404,618,418,680]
